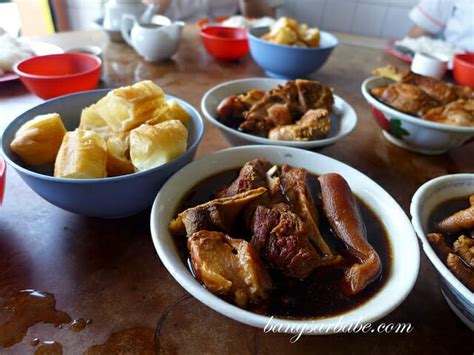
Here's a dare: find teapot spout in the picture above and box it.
[140,3,159,23]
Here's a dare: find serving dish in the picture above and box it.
[361,76,474,155]
[385,38,462,70]
[201,78,357,148]
[150,145,420,333]
[1,89,204,218]
[410,174,474,330]
[248,27,337,79]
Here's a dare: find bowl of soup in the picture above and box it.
[150,145,419,333]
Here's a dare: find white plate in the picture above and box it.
[0,40,63,82]
[150,145,420,334]
[201,78,357,149]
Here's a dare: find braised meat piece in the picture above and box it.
[216,159,272,198]
[423,99,474,127]
[239,81,300,135]
[378,82,440,116]
[169,187,267,237]
[239,80,334,136]
[427,233,453,260]
[268,109,330,141]
[319,173,382,295]
[279,165,340,265]
[216,95,248,128]
[401,71,473,104]
[295,79,334,113]
[250,205,320,279]
[215,90,265,128]
[453,235,474,268]
[188,230,272,307]
[446,253,474,291]
[437,195,474,233]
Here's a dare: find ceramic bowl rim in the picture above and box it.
[361,76,474,133]
[200,25,248,42]
[1,89,205,184]
[201,77,357,148]
[454,53,474,69]
[410,173,474,299]
[150,145,420,333]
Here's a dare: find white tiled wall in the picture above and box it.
[2,0,418,38]
[65,0,105,30]
[279,0,418,39]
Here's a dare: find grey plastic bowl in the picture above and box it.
[1,89,204,218]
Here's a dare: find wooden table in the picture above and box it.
[0,27,472,354]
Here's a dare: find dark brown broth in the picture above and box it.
[174,168,392,319]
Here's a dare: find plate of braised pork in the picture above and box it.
[201,78,357,148]
[361,66,474,154]
[150,145,419,333]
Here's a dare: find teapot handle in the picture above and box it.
[121,14,136,47]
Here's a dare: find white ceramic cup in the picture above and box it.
[411,52,448,79]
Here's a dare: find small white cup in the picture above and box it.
[411,52,448,79]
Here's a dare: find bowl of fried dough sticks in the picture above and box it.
[361,65,474,155]
[1,80,204,218]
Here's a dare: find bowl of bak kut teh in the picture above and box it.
[150,145,420,333]
[201,77,357,149]
[361,65,474,155]
[411,174,474,330]
[1,80,204,218]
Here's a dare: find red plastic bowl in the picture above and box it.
[453,53,474,89]
[200,26,249,61]
[13,52,102,99]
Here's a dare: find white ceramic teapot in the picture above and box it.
[103,0,158,32]
[121,15,184,61]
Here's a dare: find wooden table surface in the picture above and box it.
[0,27,472,354]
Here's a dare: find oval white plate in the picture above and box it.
[201,78,357,149]
[150,145,419,334]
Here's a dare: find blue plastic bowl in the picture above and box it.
[248,27,338,79]
[1,89,204,218]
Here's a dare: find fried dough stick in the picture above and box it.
[319,173,382,295]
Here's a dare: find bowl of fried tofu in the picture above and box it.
[1,81,204,218]
[361,66,474,155]
[410,174,474,330]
